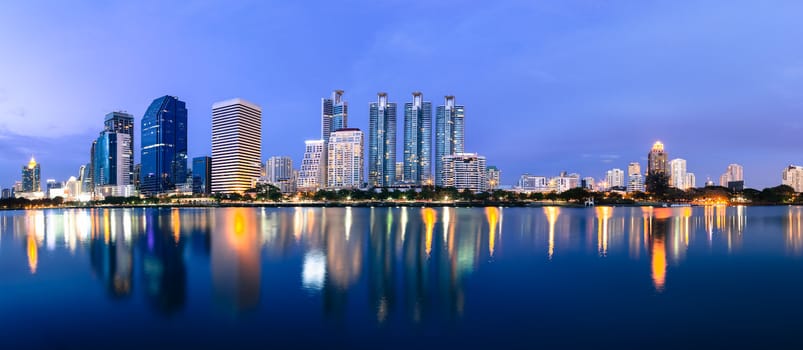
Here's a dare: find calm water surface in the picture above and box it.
[2,206,803,348]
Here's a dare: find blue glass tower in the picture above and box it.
[404,92,432,186]
[435,96,464,187]
[321,90,348,187]
[192,156,211,195]
[368,92,397,188]
[140,95,188,195]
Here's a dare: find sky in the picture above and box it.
[1,0,802,189]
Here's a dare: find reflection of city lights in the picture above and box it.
[485,207,499,257]
[652,236,666,292]
[172,208,181,244]
[596,206,612,256]
[302,250,326,291]
[442,207,450,244]
[27,234,38,274]
[345,207,353,241]
[422,208,436,256]
[544,207,560,259]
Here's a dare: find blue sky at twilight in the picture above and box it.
[1,0,802,189]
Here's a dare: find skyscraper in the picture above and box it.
[685,173,696,189]
[368,92,397,188]
[487,166,501,190]
[140,95,188,195]
[403,92,432,186]
[441,153,487,192]
[782,165,803,192]
[298,140,324,191]
[104,111,135,184]
[669,158,687,189]
[211,98,262,194]
[266,156,294,184]
[647,141,668,175]
[21,157,40,192]
[327,128,364,189]
[720,163,744,186]
[321,90,348,187]
[93,131,132,187]
[627,162,644,192]
[435,96,465,187]
[606,168,625,189]
[192,156,212,195]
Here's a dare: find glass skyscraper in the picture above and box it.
[403,92,432,186]
[435,96,464,187]
[192,156,211,195]
[21,157,40,192]
[93,131,132,187]
[140,95,188,195]
[368,92,397,188]
[321,90,348,187]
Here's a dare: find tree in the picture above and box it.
[645,172,670,198]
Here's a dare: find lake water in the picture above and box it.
[2,206,803,348]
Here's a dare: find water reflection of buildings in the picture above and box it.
[140,209,187,314]
[212,208,261,313]
[786,206,803,255]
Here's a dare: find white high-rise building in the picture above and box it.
[517,174,549,192]
[211,98,262,194]
[782,165,803,192]
[720,163,744,187]
[606,168,625,189]
[266,156,293,183]
[442,153,487,192]
[627,162,644,192]
[685,173,696,189]
[487,166,501,190]
[669,158,687,189]
[298,140,324,191]
[327,128,364,189]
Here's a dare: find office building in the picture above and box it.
[720,163,744,187]
[606,168,625,189]
[441,153,487,192]
[395,162,404,184]
[783,165,803,192]
[368,92,397,187]
[104,111,135,185]
[435,96,465,186]
[141,95,188,195]
[298,140,324,191]
[21,156,41,193]
[517,174,549,192]
[647,141,668,175]
[550,172,581,193]
[487,166,501,190]
[627,162,644,192]
[192,156,212,195]
[582,177,595,190]
[403,92,432,186]
[327,128,364,189]
[93,131,132,187]
[685,173,696,189]
[321,90,348,186]
[211,98,262,194]
[265,156,296,194]
[669,158,687,190]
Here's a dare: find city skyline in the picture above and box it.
[1,1,803,188]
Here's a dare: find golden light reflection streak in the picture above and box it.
[172,208,181,244]
[401,207,408,243]
[544,207,560,260]
[485,207,499,257]
[103,209,110,244]
[442,207,450,244]
[293,207,303,241]
[27,234,38,274]
[652,236,666,292]
[422,208,437,257]
[596,206,612,257]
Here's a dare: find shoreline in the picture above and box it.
[0,200,791,211]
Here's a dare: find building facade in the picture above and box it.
[517,174,549,192]
[21,157,41,193]
[140,95,188,195]
[627,162,644,192]
[441,153,487,192]
[487,166,501,190]
[104,111,135,184]
[782,165,803,192]
[93,131,132,188]
[606,168,625,189]
[669,158,687,190]
[368,93,397,188]
[647,141,668,175]
[211,98,262,194]
[192,156,212,195]
[298,140,324,191]
[720,163,744,187]
[327,129,364,189]
[321,90,348,187]
[403,92,432,186]
[435,96,465,187]
[685,172,696,189]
